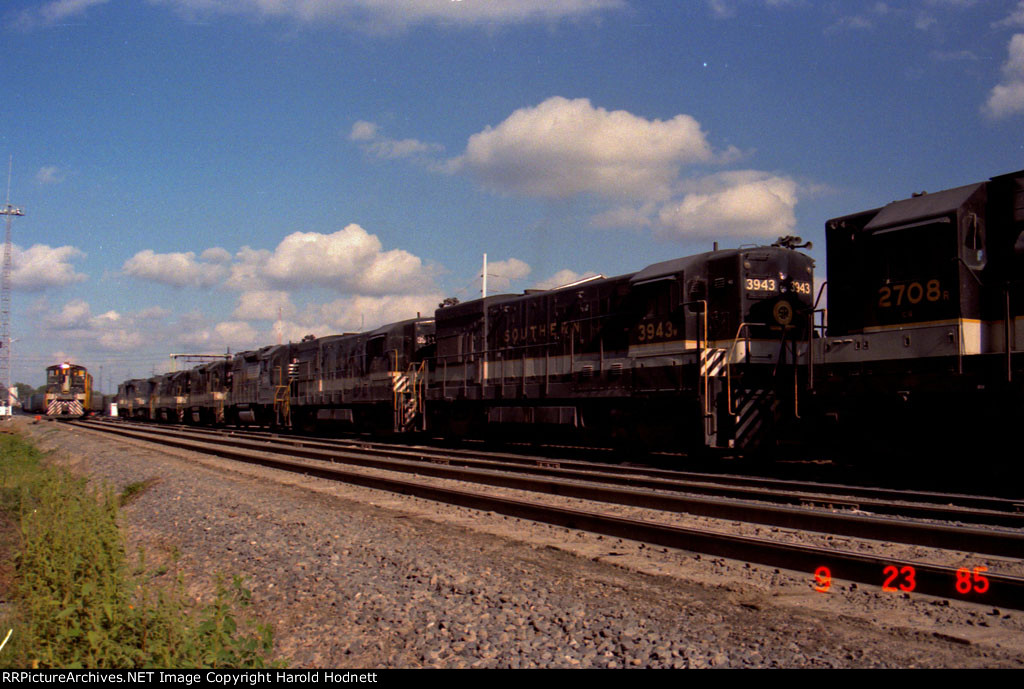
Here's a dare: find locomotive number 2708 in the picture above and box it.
[877,280,948,308]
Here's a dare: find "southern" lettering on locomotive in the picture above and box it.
[503,320,582,345]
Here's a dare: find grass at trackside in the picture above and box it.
[0,429,280,669]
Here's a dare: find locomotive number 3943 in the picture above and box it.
[636,320,677,342]
[877,280,946,308]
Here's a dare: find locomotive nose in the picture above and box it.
[772,300,794,327]
[749,294,808,337]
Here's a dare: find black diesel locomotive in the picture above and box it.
[428,246,813,451]
[810,168,1024,454]
[118,243,815,453]
[115,167,1023,458]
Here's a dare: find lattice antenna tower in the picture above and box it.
[0,156,24,409]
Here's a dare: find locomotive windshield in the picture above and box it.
[46,365,87,391]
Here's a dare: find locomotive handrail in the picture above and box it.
[822,319,979,339]
[952,256,985,287]
[679,300,709,414]
[809,279,829,390]
[1005,285,1012,382]
[808,308,827,391]
[726,322,766,416]
[812,279,827,311]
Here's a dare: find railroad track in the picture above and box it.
[97,418,1024,528]
[69,417,1024,611]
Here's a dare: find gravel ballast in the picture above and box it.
[12,417,1024,668]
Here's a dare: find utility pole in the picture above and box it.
[481,253,487,384]
[0,157,24,414]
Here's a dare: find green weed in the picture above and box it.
[0,432,280,669]
[119,478,159,507]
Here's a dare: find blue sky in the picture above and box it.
[1,0,1022,390]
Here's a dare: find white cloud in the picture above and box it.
[232,290,296,321]
[200,247,233,263]
[349,120,442,160]
[349,120,379,141]
[305,294,442,332]
[36,166,67,185]
[97,329,146,351]
[995,2,1024,29]
[532,269,602,290]
[178,289,440,353]
[176,318,263,351]
[123,249,229,288]
[371,137,442,160]
[224,247,272,291]
[12,0,110,29]
[707,0,801,19]
[984,34,1024,119]
[589,203,656,229]
[449,97,719,200]
[262,224,434,294]
[485,258,531,291]
[45,299,93,330]
[151,0,624,30]
[914,13,937,31]
[656,171,798,240]
[40,299,149,352]
[136,306,171,319]
[708,0,736,19]
[821,1,977,34]
[826,14,873,32]
[126,223,436,296]
[12,244,88,291]
[274,319,330,344]
[930,49,979,62]
[214,321,260,347]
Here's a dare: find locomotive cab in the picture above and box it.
[189,360,230,424]
[816,169,1024,459]
[44,363,92,418]
[824,182,987,343]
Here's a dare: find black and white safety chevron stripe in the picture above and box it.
[699,348,728,377]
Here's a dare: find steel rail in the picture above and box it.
[73,420,1024,558]
[90,419,1024,529]
[114,418,1024,517]
[68,419,1024,611]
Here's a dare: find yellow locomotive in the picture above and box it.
[43,362,92,418]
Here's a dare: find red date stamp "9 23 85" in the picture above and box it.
[813,566,990,595]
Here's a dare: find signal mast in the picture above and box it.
[0,157,24,413]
